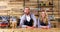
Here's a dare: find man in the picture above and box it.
[20,7,37,28]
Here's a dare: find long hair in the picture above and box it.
[40,10,48,24]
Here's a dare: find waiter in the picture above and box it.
[20,7,37,28]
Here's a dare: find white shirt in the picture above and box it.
[26,15,31,22]
[20,13,37,28]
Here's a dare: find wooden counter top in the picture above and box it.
[0,28,60,32]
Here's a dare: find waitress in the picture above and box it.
[38,10,51,29]
[20,7,37,28]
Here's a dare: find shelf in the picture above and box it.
[56,18,60,22]
[8,2,23,5]
[10,0,23,2]
[40,5,54,7]
[38,10,59,12]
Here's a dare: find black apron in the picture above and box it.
[24,15,33,27]
[40,21,48,26]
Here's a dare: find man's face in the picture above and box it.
[24,8,30,14]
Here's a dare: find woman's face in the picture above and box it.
[41,11,46,18]
[24,8,30,15]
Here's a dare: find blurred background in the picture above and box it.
[0,0,59,28]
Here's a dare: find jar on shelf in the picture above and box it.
[10,16,17,28]
[40,1,46,6]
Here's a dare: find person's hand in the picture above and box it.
[26,26,34,29]
[45,26,50,28]
[41,26,46,28]
[41,26,49,29]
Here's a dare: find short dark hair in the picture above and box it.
[24,7,30,10]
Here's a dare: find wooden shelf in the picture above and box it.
[8,2,23,5]
[40,5,54,8]
[10,0,23,2]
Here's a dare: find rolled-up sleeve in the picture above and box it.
[31,14,37,27]
[48,19,51,28]
[20,15,27,28]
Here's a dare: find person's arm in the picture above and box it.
[20,15,27,28]
[48,19,51,28]
[38,18,51,28]
[41,21,51,29]
[31,14,37,27]
[38,18,41,27]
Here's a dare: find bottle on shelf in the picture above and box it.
[40,1,46,6]
[10,16,17,28]
[45,2,49,6]
[49,2,53,6]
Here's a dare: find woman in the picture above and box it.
[38,10,51,29]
